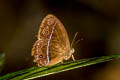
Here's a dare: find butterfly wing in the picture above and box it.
[48,14,71,65]
[32,14,71,66]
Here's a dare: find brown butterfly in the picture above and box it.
[32,14,78,67]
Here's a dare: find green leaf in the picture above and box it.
[0,53,120,80]
[0,51,5,72]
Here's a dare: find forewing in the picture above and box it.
[48,15,71,65]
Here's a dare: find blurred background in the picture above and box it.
[0,0,120,80]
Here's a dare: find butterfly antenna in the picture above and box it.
[71,32,78,48]
[73,37,83,47]
[73,39,80,47]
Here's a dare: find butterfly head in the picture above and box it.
[70,48,75,54]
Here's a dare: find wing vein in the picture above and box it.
[46,22,56,64]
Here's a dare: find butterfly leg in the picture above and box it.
[72,54,75,61]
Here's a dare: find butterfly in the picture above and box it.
[31,14,79,67]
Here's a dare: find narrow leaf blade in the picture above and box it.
[0,53,120,80]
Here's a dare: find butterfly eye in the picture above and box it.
[39,55,43,59]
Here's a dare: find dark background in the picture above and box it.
[0,0,120,80]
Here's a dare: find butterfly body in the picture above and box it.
[32,14,74,66]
